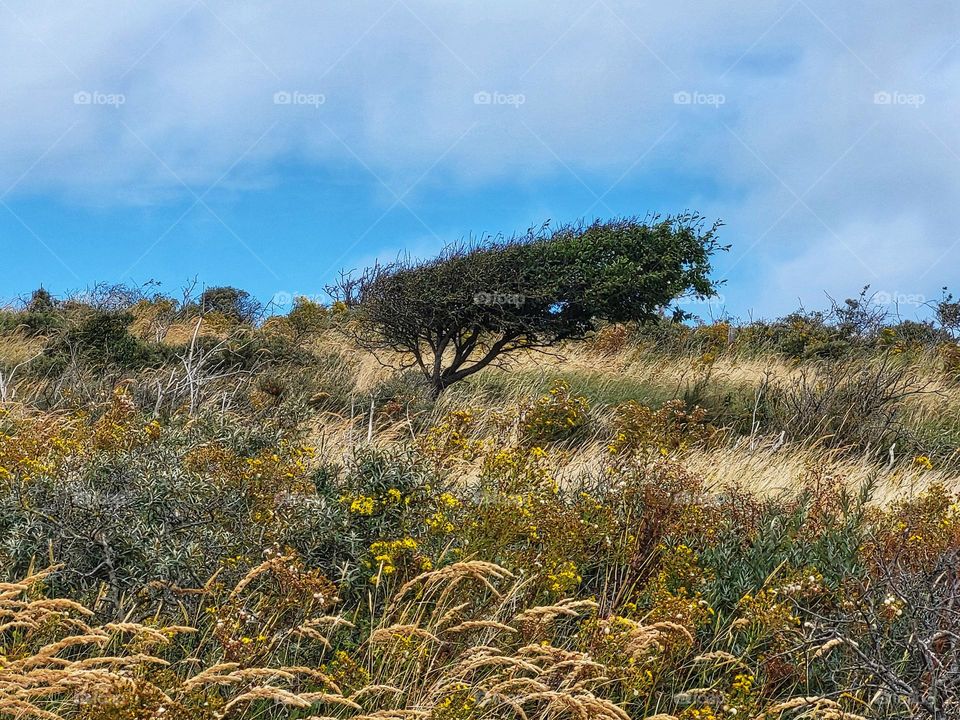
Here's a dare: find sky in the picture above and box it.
[1,0,958,320]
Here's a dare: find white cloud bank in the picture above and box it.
[1,0,958,315]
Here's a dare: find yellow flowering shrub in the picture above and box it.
[184,438,317,523]
[865,482,960,572]
[425,492,460,534]
[481,444,555,495]
[679,706,719,720]
[690,321,732,354]
[0,414,80,484]
[344,494,376,516]
[546,560,582,595]
[608,399,714,456]
[519,379,589,445]
[367,537,431,583]
[735,588,801,645]
[641,543,715,633]
[322,650,371,696]
[431,683,479,720]
[420,408,484,465]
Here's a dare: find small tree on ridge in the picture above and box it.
[336,214,725,396]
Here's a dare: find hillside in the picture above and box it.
[1,288,959,719]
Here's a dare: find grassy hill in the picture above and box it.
[1,288,959,719]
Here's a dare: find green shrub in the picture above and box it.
[37,309,168,373]
[198,286,261,324]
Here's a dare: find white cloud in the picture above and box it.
[2,0,959,311]
[761,214,942,317]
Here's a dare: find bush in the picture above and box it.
[885,320,951,349]
[15,287,64,336]
[762,356,917,453]
[38,309,167,373]
[591,323,630,355]
[286,295,330,341]
[198,286,261,324]
[607,399,715,456]
[519,379,590,446]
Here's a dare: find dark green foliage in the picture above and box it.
[40,310,168,373]
[272,447,450,598]
[0,427,446,607]
[888,320,952,346]
[703,485,868,614]
[26,287,56,314]
[70,311,149,367]
[198,286,261,323]
[18,287,64,336]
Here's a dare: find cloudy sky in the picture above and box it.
[1,0,957,317]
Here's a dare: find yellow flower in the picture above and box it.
[438,492,460,508]
[347,495,376,516]
[546,560,582,594]
[731,673,754,694]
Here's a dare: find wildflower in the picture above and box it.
[546,560,582,594]
[731,673,754,694]
[368,537,421,582]
[438,492,460,508]
[346,495,376,516]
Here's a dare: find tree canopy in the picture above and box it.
[337,214,725,395]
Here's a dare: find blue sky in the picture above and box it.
[2,1,958,319]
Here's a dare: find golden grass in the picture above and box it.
[0,334,43,367]
[0,561,677,720]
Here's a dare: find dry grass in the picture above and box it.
[0,562,648,720]
[0,334,43,367]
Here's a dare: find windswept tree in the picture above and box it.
[335,214,725,396]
